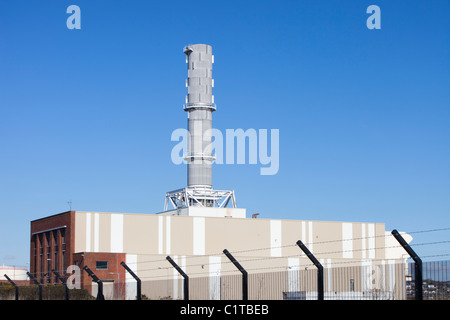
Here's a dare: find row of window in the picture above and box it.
[32,228,110,285]
[32,228,67,283]
[35,228,66,248]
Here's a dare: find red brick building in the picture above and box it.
[30,211,74,284]
[30,211,126,299]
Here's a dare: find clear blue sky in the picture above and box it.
[0,0,449,266]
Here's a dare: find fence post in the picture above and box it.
[120,261,141,300]
[296,240,324,300]
[82,265,105,300]
[223,249,248,300]
[26,272,42,300]
[391,229,423,300]
[52,270,69,300]
[4,274,19,300]
[166,256,189,300]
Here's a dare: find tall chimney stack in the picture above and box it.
[164,44,236,212]
[184,44,215,194]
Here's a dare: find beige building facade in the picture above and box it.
[30,209,411,299]
[48,209,410,300]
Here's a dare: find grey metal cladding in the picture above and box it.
[184,44,215,188]
[185,44,213,106]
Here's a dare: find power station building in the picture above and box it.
[29,44,412,300]
[30,210,410,300]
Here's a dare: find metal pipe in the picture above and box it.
[391,229,423,300]
[296,240,324,300]
[223,249,248,300]
[26,272,42,300]
[166,256,189,300]
[120,261,141,300]
[82,265,105,300]
[4,274,19,300]
[184,44,215,197]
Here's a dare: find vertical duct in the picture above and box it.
[164,44,236,211]
[184,44,216,201]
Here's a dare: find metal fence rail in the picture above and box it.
[5,228,450,300]
[140,264,403,300]
[407,260,450,300]
[2,259,450,300]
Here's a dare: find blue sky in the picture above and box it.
[0,0,449,266]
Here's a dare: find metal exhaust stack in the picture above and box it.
[164,44,236,211]
[184,44,215,197]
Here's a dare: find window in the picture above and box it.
[54,252,58,272]
[54,230,58,246]
[46,232,51,248]
[96,261,108,270]
[40,254,43,280]
[54,251,59,282]
[47,252,51,283]
[32,235,36,252]
[33,239,37,274]
[62,251,66,274]
[350,279,355,292]
[61,228,66,244]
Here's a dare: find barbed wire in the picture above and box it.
[20,226,450,280]
[12,251,450,287]
[23,241,450,281]
[59,225,450,271]
[108,226,450,270]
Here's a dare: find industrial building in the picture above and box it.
[0,265,28,282]
[29,44,411,300]
[30,210,410,299]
